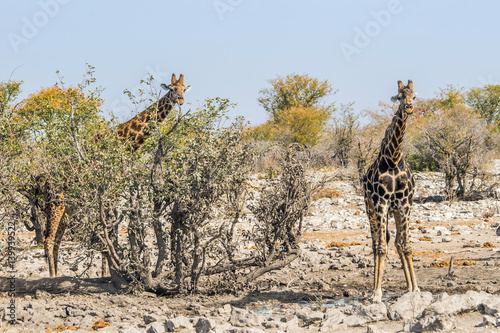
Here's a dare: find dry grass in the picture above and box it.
[461,260,475,266]
[482,242,495,248]
[312,187,342,201]
[326,241,363,248]
[91,319,110,331]
[418,236,433,242]
[430,260,450,268]
[430,259,476,268]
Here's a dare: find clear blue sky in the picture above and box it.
[1,1,499,125]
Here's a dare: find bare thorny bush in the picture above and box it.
[87,102,319,293]
[408,104,498,200]
[247,149,312,280]
[0,68,324,295]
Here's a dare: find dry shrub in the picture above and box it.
[251,141,282,174]
[312,186,342,201]
[482,242,495,248]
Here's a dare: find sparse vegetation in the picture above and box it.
[2,68,500,307]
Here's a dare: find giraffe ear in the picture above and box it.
[184,85,192,92]
[160,83,171,91]
[397,80,404,92]
[391,95,399,103]
[171,74,177,85]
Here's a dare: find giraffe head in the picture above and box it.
[160,73,192,105]
[391,80,416,114]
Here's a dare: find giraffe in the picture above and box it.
[40,73,191,277]
[362,80,419,303]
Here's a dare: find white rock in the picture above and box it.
[482,315,496,327]
[283,316,300,333]
[146,322,166,333]
[165,316,193,331]
[343,314,369,327]
[195,317,216,333]
[388,292,433,321]
[325,307,345,319]
[229,307,264,328]
[407,315,456,332]
[424,294,477,316]
[353,302,387,322]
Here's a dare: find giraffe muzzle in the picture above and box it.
[404,105,413,114]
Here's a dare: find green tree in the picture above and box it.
[467,84,500,125]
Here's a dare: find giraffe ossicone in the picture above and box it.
[41,73,191,278]
[362,79,419,303]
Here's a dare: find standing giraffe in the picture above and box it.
[41,73,191,277]
[362,80,419,303]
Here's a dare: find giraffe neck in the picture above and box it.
[379,103,408,168]
[155,89,177,122]
[117,90,177,145]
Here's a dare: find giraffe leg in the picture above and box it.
[53,211,68,277]
[43,234,56,278]
[44,197,66,278]
[366,197,388,303]
[394,209,419,293]
[372,211,388,303]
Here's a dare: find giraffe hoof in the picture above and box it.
[372,292,382,303]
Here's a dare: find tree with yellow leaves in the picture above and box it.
[252,73,335,146]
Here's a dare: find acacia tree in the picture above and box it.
[252,73,336,146]
[258,73,334,115]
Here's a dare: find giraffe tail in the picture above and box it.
[386,212,390,244]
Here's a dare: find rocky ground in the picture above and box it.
[1,167,500,332]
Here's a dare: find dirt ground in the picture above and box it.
[1,169,500,332]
